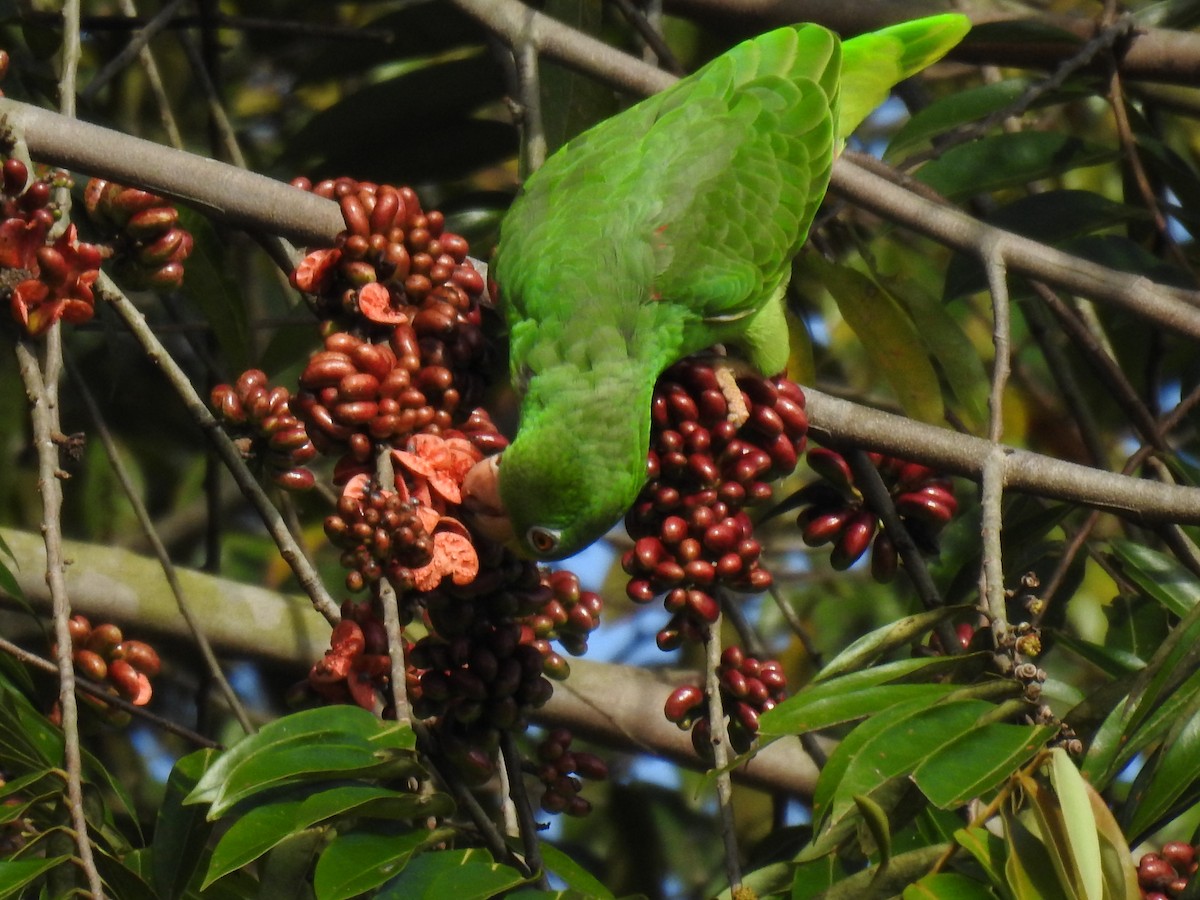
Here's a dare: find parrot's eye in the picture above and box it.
[527,526,561,556]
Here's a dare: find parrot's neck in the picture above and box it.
[520,356,658,467]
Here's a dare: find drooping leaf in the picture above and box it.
[1109,539,1200,618]
[760,655,986,737]
[886,78,1033,161]
[314,828,454,900]
[152,748,217,900]
[0,858,70,899]
[377,847,529,899]
[206,784,451,887]
[901,871,998,899]
[816,605,974,681]
[915,721,1055,809]
[1121,689,1200,841]
[915,132,1115,201]
[809,256,943,424]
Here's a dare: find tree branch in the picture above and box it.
[0,527,821,797]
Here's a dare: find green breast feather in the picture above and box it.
[478,14,970,560]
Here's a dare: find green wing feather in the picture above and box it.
[837,14,972,146]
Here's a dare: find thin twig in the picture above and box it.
[95,273,342,625]
[514,39,546,176]
[80,0,189,102]
[980,241,1012,646]
[608,0,685,74]
[704,613,742,892]
[66,357,255,735]
[115,0,184,149]
[501,732,547,887]
[373,447,412,727]
[14,342,104,899]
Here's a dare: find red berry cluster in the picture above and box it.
[294,327,469,480]
[534,728,608,816]
[83,179,192,290]
[664,646,786,758]
[308,601,394,713]
[323,482,434,592]
[289,178,485,327]
[59,616,160,718]
[522,569,602,657]
[409,619,554,783]
[0,159,102,336]
[210,369,318,491]
[622,361,808,649]
[1138,842,1197,899]
[795,447,957,581]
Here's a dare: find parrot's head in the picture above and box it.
[463,425,642,561]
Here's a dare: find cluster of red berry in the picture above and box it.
[623,360,808,650]
[795,447,957,581]
[1,159,102,336]
[210,369,318,491]
[1138,841,1197,898]
[664,646,787,759]
[323,483,435,592]
[83,179,192,290]
[534,728,608,816]
[58,616,160,721]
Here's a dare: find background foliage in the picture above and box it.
[2,0,1200,897]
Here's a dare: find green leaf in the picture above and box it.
[954,827,1009,895]
[206,785,451,886]
[886,78,1033,161]
[377,847,529,899]
[258,827,324,899]
[809,256,943,424]
[205,741,422,819]
[819,700,998,829]
[817,606,974,681]
[915,133,1116,200]
[885,276,990,430]
[761,655,986,737]
[152,749,217,900]
[901,872,998,899]
[1122,690,1200,841]
[0,858,70,898]
[176,208,252,372]
[315,828,453,900]
[188,706,411,807]
[537,841,615,899]
[1109,539,1200,617]
[915,722,1055,809]
[1044,748,1102,900]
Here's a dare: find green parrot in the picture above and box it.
[465,14,970,560]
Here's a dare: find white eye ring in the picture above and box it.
[527,526,561,556]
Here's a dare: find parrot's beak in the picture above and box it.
[462,454,517,547]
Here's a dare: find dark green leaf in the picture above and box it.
[760,656,984,737]
[378,844,525,900]
[152,749,218,900]
[887,78,1032,161]
[1122,690,1200,841]
[0,857,70,898]
[176,208,252,372]
[900,872,997,899]
[816,606,974,681]
[314,828,453,900]
[915,721,1055,809]
[809,257,943,424]
[1109,539,1200,617]
[206,785,451,886]
[915,133,1115,200]
[537,842,615,899]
